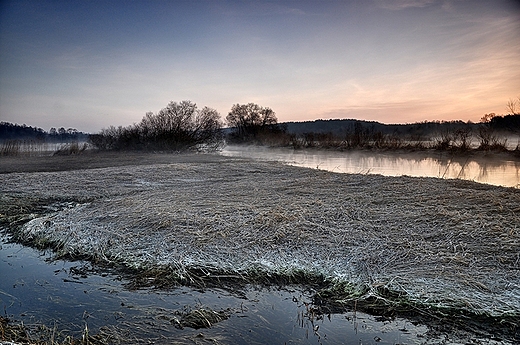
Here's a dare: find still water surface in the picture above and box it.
[1,233,430,344]
[221,145,520,188]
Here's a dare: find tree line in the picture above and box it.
[0,101,286,151]
[282,115,519,151]
[2,98,518,153]
[89,101,287,151]
[0,122,88,142]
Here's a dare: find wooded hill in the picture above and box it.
[0,122,89,142]
[283,115,520,139]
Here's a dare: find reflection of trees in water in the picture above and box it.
[221,146,520,188]
[324,152,519,187]
[431,155,520,186]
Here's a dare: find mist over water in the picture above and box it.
[221,146,520,188]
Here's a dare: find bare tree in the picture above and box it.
[226,103,278,141]
[506,97,520,115]
[480,113,496,123]
[139,100,223,149]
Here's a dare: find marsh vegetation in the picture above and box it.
[1,152,519,343]
[0,234,439,345]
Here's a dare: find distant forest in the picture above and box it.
[284,114,520,138]
[0,122,89,142]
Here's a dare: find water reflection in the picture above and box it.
[1,234,429,344]
[221,146,520,188]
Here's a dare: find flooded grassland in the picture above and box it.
[0,152,519,344]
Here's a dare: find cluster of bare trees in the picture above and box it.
[89,101,286,151]
[90,101,223,151]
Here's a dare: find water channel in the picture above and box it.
[220,145,520,188]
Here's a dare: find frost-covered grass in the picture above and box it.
[1,153,519,322]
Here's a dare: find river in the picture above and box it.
[221,145,520,188]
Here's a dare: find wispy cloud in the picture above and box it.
[374,0,439,10]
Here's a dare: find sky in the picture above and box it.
[0,0,519,133]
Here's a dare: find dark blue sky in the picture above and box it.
[1,0,519,132]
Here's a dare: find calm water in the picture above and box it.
[221,145,520,188]
[0,233,432,344]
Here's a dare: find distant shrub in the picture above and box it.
[453,127,472,151]
[53,142,88,156]
[0,140,21,156]
[432,129,454,151]
[431,125,474,151]
[476,125,509,151]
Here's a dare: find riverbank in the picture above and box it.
[1,151,519,342]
